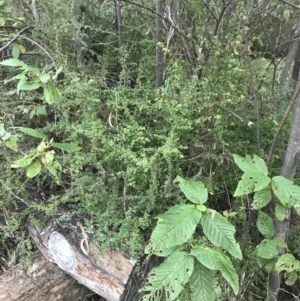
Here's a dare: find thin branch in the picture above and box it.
[19,35,57,68]
[0,179,29,207]
[122,0,190,41]
[278,0,300,9]
[232,2,261,156]
[0,26,32,53]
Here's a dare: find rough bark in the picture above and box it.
[27,219,135,301]
[156,0,164,88]
[268,83,300,300]
[0,253,92,301]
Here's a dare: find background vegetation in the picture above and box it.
[1,0,300,300]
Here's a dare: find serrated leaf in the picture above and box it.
[19,127,47,139]
[189,260,215,301]
[252,188,272,209]
[0,58,25,67]
[233,154,268,175]
[234,171,270,197]
[256,241,278,259]
[52,142,82,152]
[44,82,61,104]
[275,203,288,221]
[176,175,208,204]
[276,254,300,273]
[201,211,242,259]
[140,251,194,301]
[26,160,41,178]
[256,211,274,238]
[145,204,201,254]
[271,176,300,207]
[11,154,34,168]
[192,247,239,295]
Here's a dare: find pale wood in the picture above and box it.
[27,220,136,301]
[0,253,92,301]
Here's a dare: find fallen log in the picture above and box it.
[27,219,137,301]
[0,253,92,301]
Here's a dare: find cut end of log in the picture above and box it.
[48,231,76,271]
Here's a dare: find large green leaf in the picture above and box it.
[256,257,277,273]
[233,154,268,175]
[19,127,47,139]
[176,175,208,204]
[145,204,201,254]
[271,176,300,207]
[189,260,216,301]
[252,188,272,210]
[234,171,270,197]
[17,78,41,92]
[256,211,274,238]
[191,247,239,295]
[201,211,242,260]
[140,251,194,301]
[52,142,82,152]
[26,160,41,178]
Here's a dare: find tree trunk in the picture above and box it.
[279,19,300,97]
[156,0,164,88]
[0,253,92,301]
[268,82,300,300]
[27,219,136,301]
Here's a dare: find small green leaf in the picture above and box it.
[0,58,25,67]
[19,127,47,139]
[197,204,207,212]
[44,82,61,104]
[285,271,298,286]
[145,204,202,254]
[256,241,278,259]
[192,247,239,295]
[46,161,62,185]
[256,257,277,273]
[140,251,194,301]
[6,136,18,152]
[39,74,51,83]
[272,176,300,207]
[36,106,47,115]
[26,160,41,178]
[276,254,300,273]
[268,237,287,249]
[201,211,242,260]
[252,188,272,210]
[52,142,82,152]
[17,79,41,91]
[0,17,5,25]
[275,203,288,221]
[29,109,36,119]
[189,260,215,301]
[176,175,208,204]
[11,154,34,168]
[12,44,20,59]
[256,211,274,238]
